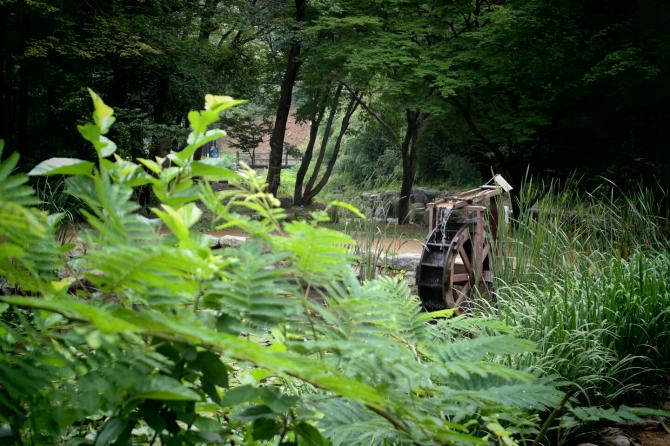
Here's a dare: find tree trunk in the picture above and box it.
[199,0,218,42]
[303,84,342,195]
[0,5,7,142]
[398,110,423,224]
[17,61,28,159]
[302,92,360,204]
[266,0,306,196]
[294,96,327,205]
[344,88,425,223]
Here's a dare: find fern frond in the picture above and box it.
[274,221,354,283]
[315,398,412,446]
[204,241,300,334]
[85,244,207,305]
[0,150,62,292]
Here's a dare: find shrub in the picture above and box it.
[336,125,402,188]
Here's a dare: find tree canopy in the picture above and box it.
[1,0,668,206]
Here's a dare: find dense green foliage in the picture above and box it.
[0,92,587,445]
[3,0,668,207]
[0,0,283,166]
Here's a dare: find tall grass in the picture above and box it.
[345,217,399,281]
[339,202,417,281]
[495,178,668,284]
[486,177,670,406]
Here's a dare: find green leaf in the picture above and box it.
[191,159,240,181]
[295,422,329,446]
[236,404,275,420]
[200,378,221,404]
[422,308,456,320]
[326,201,366,220]
[191,351,229,388]
[77,123,117,158]
[0,296,138,333]
[95,417,128,446]
[134,375,201,401]
[252,418,280,441]
[221,385,263,407]
[152,203,202,244]
[204,94,247,113]
[486,421,517,446]
[182,129,226,159]
[97,136,117,157]
[28,158,94,176]
[137,158,163,174]
[188,110,221,134]
[88,88,116,134]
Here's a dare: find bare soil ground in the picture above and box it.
[633,429,670,446]
[206,226,426,254]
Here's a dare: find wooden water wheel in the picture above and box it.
[417,179,510,312]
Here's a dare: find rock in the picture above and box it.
[404,270,418,294]
[608,436,631,446]
[409,202,427,225]
[411,188,445,204]
[379,253,421,271]
[395,253,421,271]
[601,428,632,446]
[410,189,430,204]
[218,235,247,248]
[205,234,220,248]
[278,196,293,208]
[578,443,598,446]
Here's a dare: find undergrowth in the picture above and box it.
[0,91,582,445]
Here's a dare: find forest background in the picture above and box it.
[2,0,669,220]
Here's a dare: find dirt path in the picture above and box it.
[206,227,425,254]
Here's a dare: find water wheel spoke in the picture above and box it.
[454,283,471,307]
[445,289,456,307]
[481,244,489,261]
[458,245,472,273]
[451,273,470,283]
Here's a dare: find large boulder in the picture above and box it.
[410,188,429,204]
[411,188,443,204]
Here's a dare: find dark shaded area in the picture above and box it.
[0,0,279,168]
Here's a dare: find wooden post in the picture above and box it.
[474,208,484,282]
[427,203,435,232]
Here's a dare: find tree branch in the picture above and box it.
[451,95,506,162]
[342,83,401,146]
